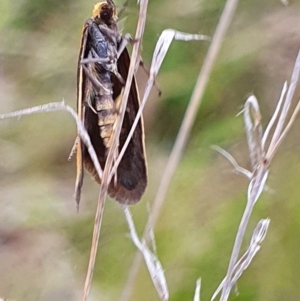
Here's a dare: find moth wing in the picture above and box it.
[75,20,91,208]
[108,48,147,204]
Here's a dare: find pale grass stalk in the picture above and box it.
[244,95,264,169]
[118,29,209,301]
[267,50,300,159]
[0,4,152,296]
[81,1,150,300]
[119,0,239,300]
[109,29,209,182]
[0,3,206,301]
[0,103,107,299]
[211,219,270,300]
[268,100,300,162]
[193,279,202,301]
[229,219,270,284]
[211,145,252,179]
[262,81,287,148]
[214,49,300,301]
[123,206,169,301]
[217,164,268,301]
[0,102,103,183]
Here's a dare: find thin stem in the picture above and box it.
[211,145,252,179]
[119,0,239,299]
[262,82,287,148]
[267,50,300,156]
[219,166,268,300]
[81,1,149,300]
[267,100,300,163]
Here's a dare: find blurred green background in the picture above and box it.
[1,0,300,300]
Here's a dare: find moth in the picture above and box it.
[75,0,147,206]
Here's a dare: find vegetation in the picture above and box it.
[0,0,300,300]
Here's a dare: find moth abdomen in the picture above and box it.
[93,93,116,147]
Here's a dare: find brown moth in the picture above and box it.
[75,0,147,206]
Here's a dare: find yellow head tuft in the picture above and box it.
[92,1,117,20]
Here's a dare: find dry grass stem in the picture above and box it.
[266,50,300,160]
[211,145,252,179]
[82,1,150,300]
[123,206,169,301]
[119,1,239,299]
[214,49,300,301]
[143,0,239,245]
[262,81,287,148]
[211,219,270,301]
[244,95,264,169]
[110,30,208,182]
[0,101,103,184]
[2,1,296,300]
[118,29,209,301]
[193,279,202,301]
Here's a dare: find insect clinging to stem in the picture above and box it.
[74,0,147,207]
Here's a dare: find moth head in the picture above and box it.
[92,1,117,25]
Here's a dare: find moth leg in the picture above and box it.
[117,33,134,58]
[91,48,125,85]
[83,49,125,86]
[81,57,110,64]
[81,63,110,93]
[98,25,120,44]
[114,69,125,85]
[139,59,162,96]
